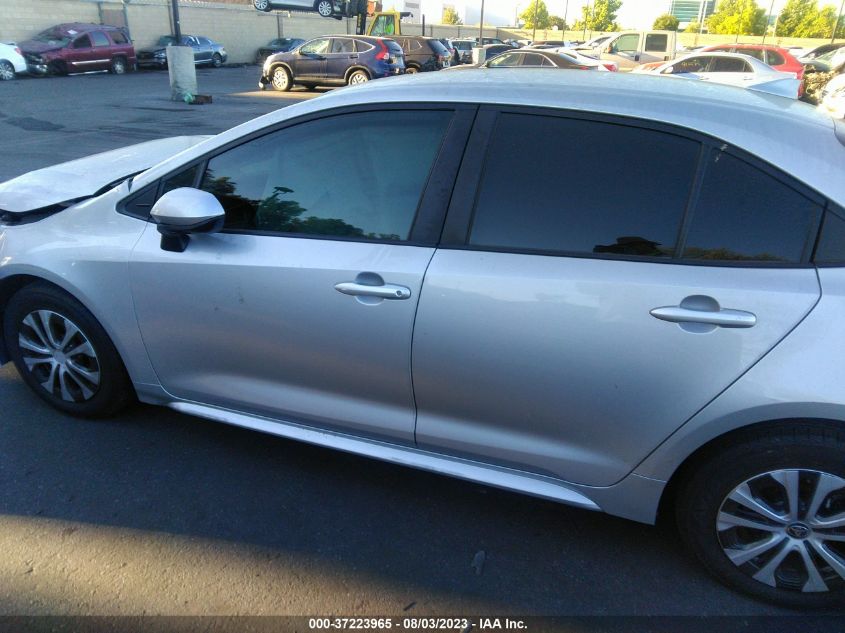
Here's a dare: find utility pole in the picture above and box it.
[833,0,844,44]
[171,0,181,40]
[479,0,485,44]
[531,0,539,42]
[563,0,569,35]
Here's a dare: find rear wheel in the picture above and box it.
[0,60,14,81]
[315,0,333,17]
[405,65,419,74]
[676,423,845,608]
[347,69,369,85]
[271,65,292,91]
[109,56,127,75]
[3,283,133,418]
[253,0,271,10]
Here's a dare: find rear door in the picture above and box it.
[326,38,355,80]
[412,108,823,487]
[89,31,112,70]
[66,34,96,72]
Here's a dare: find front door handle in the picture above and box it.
[335,281,411,300]
[650,295,756,332]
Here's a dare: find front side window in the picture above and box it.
[487,53,521,67]
[72,35,92,49]
[468,114,700,258]
[300,38,330,55]
[199,110,452,241]
[614,34,639,53]
[682,151,822,262]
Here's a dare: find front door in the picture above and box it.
[412,109,823,487]
[66,34,97,72]
[129,108,460,444]
[294,37,330,81]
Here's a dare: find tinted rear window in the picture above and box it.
[428,39,448,55]
[469,113,700,258]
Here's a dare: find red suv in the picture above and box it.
[20,23,136,76]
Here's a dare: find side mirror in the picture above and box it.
[151,187,225,253]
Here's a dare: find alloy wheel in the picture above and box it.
[717,469,845,593]
[316,0,333,17]
[18,310,101,403]
[254,0,270,10]
[348,71,368,85]
[272,67,289,90]
[0,61,14,81]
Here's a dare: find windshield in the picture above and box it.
[33,29,72,46]
[156,36,177,47]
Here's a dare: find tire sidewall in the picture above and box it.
[212,54,222,68]
[271,66,291,91]
[0,61,14,81]
[111,57,126,74]
[348,69,368,85]
[3,284,131,418]
[677,434,845,609]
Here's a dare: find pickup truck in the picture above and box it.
[579,30,677,71]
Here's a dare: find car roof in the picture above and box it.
[704,43,787,52]
[135,70,844,206]
[49,23,122,33]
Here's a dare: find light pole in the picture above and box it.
[479,0,485,44]
[531,0,540,42]
[171,0,181,40]
[582,0,591,40]
[563,0,569,35]
[833,0,844,44]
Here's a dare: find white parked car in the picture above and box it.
[549,46,618,71]
[633,52,801,99]
[820,73,845,119]
[0,42,26,80]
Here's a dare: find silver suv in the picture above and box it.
[1,70,844,608]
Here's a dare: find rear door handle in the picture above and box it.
[650,295,756,331]
[650,306,756,328]
[335,282,411,300]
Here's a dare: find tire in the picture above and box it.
[49,61,67,76]
[347,69,369,85]
[0,60,14,81]
[315,0,333,18]
[675,422,845,608]
[253,0,271,10]
[405,65,419,74]
[211,53,223,68]
[109,56,127,75]
[270,65,292,91]
[3,283,133,418]
[300,82,317,90]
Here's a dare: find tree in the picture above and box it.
[653,13,680,30]
[573,0,623,32]
[707,0,768,35]
[519,0,551,29]
[776,0,844,38]
[549,15,568,30]
[441,7,463,26]
[685,20,703,32]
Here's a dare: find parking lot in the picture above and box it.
[0,66,843,624]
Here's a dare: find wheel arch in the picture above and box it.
[0,272,137,391]
[656,416,845,526]
[344,66,371,81]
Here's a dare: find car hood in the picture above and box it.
[18,40,63,54]
[139,47,168,55]
[0,135,211,216]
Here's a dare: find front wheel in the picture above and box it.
[315,0,333,17]
[211,53,223,68]
[270,65,291,91]
[253,0,271,10]
[3,283,133,418]
[676,423,845,608]
[347,69,369,85]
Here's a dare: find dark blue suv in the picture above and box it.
[259,35,404,92]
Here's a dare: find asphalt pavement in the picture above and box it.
[0,66,841,625]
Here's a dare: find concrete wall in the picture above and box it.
[0,0,839,65]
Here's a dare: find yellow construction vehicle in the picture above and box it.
[353,2,412,37]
